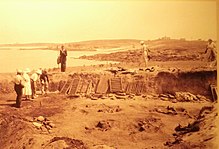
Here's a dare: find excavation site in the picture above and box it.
[0,39,217,149]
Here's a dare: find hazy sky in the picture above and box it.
[0,0,217,44]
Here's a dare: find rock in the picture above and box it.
[33,122,42,128]
[110,97,115,100]
[49,122,55,128]
[196,94,209,101]
[115,95,127,99]
[159,94,169,98]
[37,116,45,122]
[101,96,108,99]
[160,97,169,101]
[91,144,115,149]
[24,116,34,122]
[108,94,114,97]
[172,99,177,103]
[91,96,98,100]
[45,125,52,130]
[168,94,175,99]
[142,95,147,98]
[115,92,126,96]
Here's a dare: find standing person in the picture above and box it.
[204,39,217,67]
[59,45,67,72]
[40,69,49,95]
[140,41,150,68]
[13,69,24,108]
[30,69,42,99]
[23,68,32,100]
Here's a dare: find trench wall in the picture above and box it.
[154,70,217,97]
[0,71,217,99]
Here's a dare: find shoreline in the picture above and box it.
[0,59,216,75]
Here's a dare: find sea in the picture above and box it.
[0,46,122,73]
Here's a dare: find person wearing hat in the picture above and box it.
[13,69,25,108]
[40,69,49,95]
[140,41,150,68]
[30,69,42,99]
[204,39,217,67]
[22,68,32,100]
[59,45,67,72]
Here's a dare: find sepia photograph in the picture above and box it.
[0,0,218,148]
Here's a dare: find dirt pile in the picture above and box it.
[165,105,218,149]
[43,137,87,149]
[0,112,36,149]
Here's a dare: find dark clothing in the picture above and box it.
[14,74,24,108]
[40,71,49,94]
[61,63,66,72]
[14,84,23,108]
[60,49,67,72]
[31,79,37,98]
[40,72,49,83]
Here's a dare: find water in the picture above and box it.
[0,47,120,73]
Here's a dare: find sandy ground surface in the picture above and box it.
[0,39,218,149]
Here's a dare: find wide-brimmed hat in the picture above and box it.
[24,68,31,73]
[36,69,42,75]
[140,41,145,45]
[16,69,23,74]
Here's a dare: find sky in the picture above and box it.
[0,0,217,44]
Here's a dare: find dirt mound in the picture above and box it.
[0,80,14,94]
[136,115,164,133]
[164,105,218,149]
[97,104,122,113]
[43,137,87,149]
[0,113,36,149]
[95,120,114,131]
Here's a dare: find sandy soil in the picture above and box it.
[0,39,217,149]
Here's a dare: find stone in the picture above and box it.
[49,122,55,128]
[33,122,42,128]
[37,116,45,122]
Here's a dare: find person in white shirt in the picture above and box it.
[140,41,150,68]
[30,69,42,99]
[23,68,32,100]
[204,39,217,67]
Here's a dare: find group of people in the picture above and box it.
[13,68,49,108]
[13,45,67,108]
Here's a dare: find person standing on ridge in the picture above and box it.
[140,41,150,68]
[204,39,217,67]
[59,45,67,72]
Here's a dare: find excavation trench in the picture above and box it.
[0,70,216,100]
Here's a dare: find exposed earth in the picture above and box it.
[0,39,218,149]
